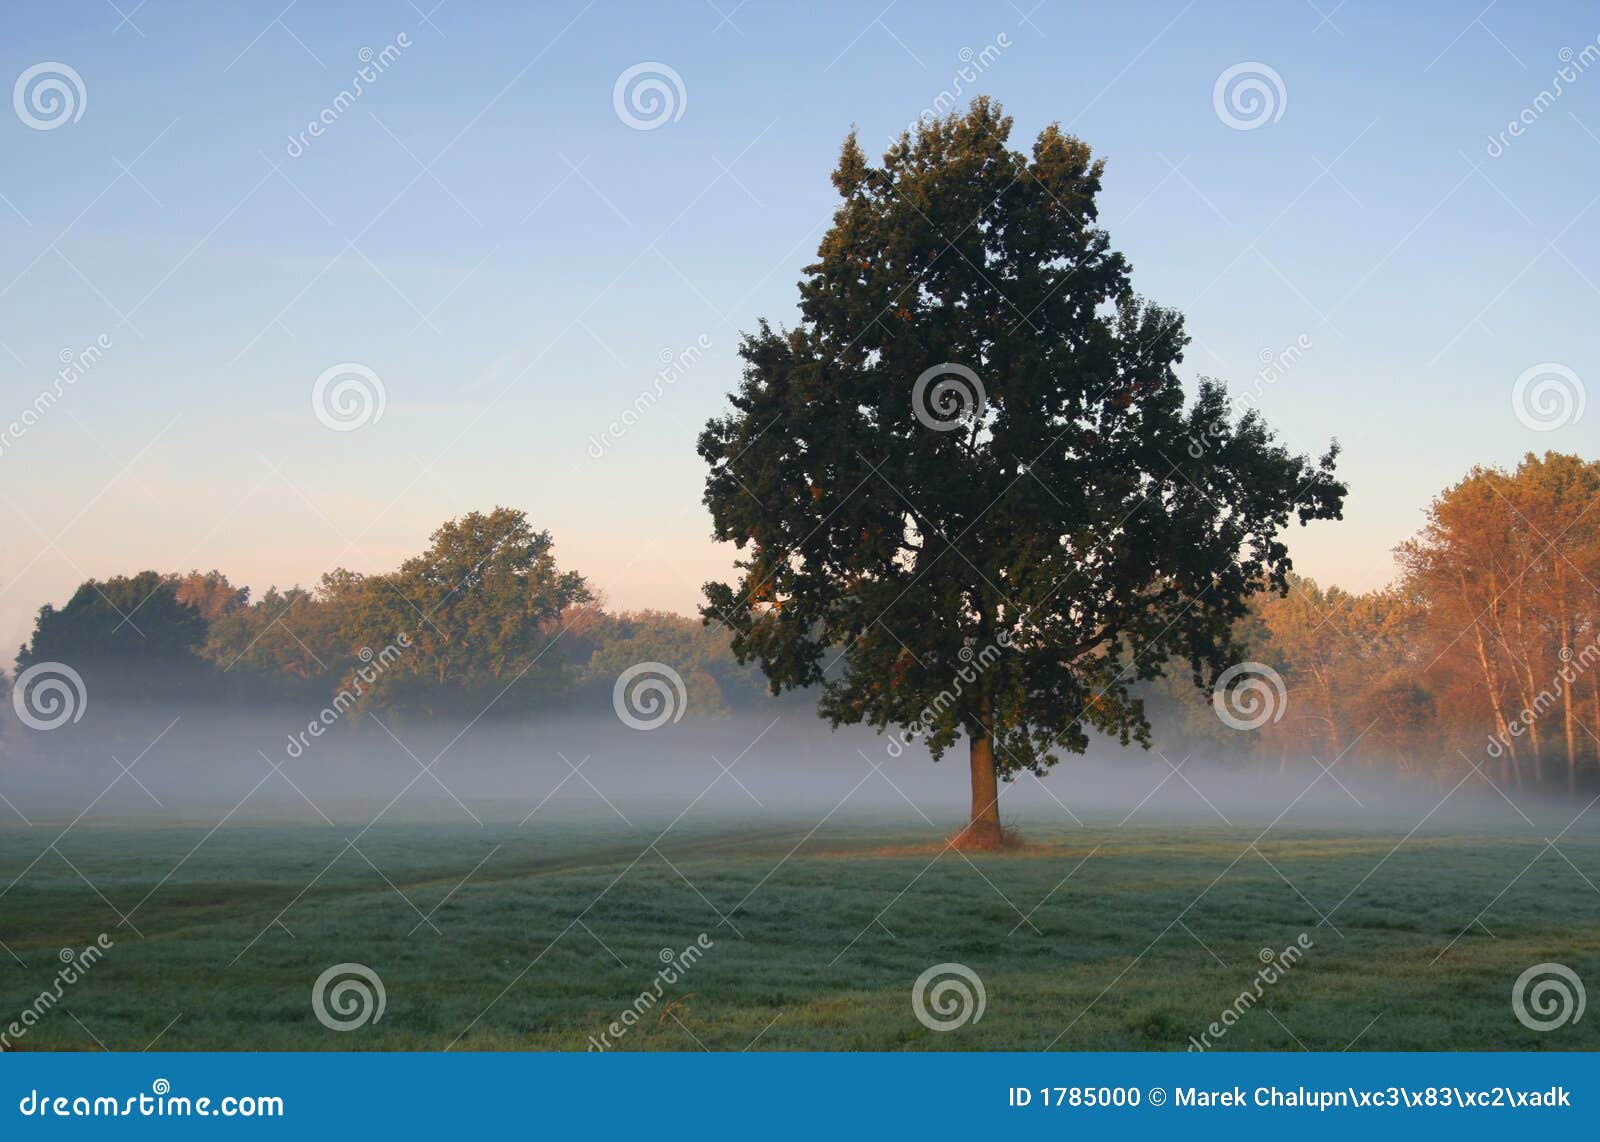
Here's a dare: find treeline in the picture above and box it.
[1151,452,1600,796]
[10,507,773,721]
[10,455,1600,796]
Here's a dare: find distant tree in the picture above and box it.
[18,571,209,699]
[698,99,1345,846]
[172,569,249,622]
[200,585,336,697]
[1141,600,1276,764]
[1237,577,1429,770]
[349,507,593,711]
[1400,452,1600,795]
[580,610,769,718]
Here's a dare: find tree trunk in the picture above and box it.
[1591,670,1600,790]
[1467,578,1519,780]
[964,733,1004,848]
[1561,616,1578,798]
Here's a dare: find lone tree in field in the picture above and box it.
[699,99,1345,847]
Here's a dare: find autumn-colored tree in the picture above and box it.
[1251,578,1427,767]
[1399,452,1600,795]
[200,585,338,695]
[172,569,249,622]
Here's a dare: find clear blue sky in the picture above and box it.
[2,1,1596,657]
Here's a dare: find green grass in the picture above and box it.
[1,818,1597,1051]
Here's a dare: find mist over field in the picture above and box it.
[2,703,1578,835]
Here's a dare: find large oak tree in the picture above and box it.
[699,99,1345,845]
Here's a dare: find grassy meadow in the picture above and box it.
[1,818,1597,1051]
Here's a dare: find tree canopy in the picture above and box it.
[18,570,211,699]
[1399,451,1600,794]
[11,508,774,733]
[699,98,1346,843]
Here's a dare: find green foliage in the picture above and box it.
[579,610,770,718]
[349,507,593,711]
[13,510,605,719]
[204,508,596,715]
[18,571,210,698]
[700,99,1345,778]
[200,585,344,699]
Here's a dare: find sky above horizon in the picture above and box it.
[2,0,1597,659]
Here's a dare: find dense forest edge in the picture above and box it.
[5,451,1598,798]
